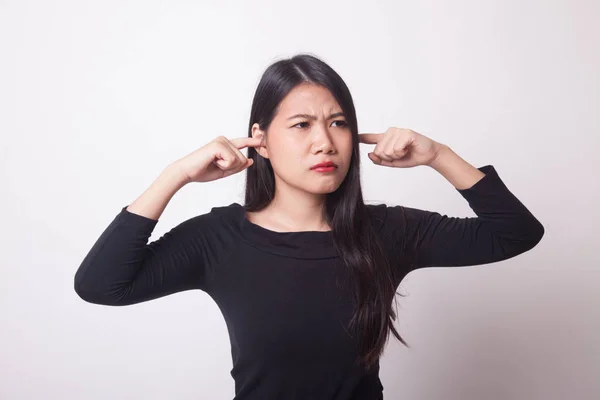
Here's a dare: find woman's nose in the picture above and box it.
[313,138,336,154]
[312,127,336,154]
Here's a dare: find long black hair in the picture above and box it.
[243,53,408,370]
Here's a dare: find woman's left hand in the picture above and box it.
[359,127,445,168]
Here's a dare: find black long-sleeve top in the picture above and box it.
[73,165,544,399]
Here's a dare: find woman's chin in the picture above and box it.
[307,182,343,195]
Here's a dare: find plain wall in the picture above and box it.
[1,0,598,399]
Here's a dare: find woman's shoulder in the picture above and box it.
[190,202,245,231]
[365,202,390,233]
[161,202,243,240]
[365,202,417,235]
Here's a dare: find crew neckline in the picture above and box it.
[243,207,334,234]
[227,202,339,260]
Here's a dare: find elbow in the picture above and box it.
[73,276,123,306]
[534,220,545,244]
[528,219,545,248]
[496,218,545,261]
[73,280,104,305]
[518,218,545,253]
[73,268,100,304]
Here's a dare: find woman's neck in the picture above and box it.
[247,191,331,233]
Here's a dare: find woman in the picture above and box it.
[74,54,544,399]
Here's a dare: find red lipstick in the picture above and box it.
[311,161,337,172]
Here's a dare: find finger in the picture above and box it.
[372,134,395,162]
[358,133,381,144]
[373,150,393,162]
[224,138,251,167]
[214,146,242,170]
[377,159,397,167]
[368,153,400,168]
[368,152,382,164]
[228,137,264,166]
[230,136,265,150]
[388,135,409,160]
[222,158,253,178]
[215,157,236,170]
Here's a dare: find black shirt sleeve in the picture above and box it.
[382,165,545,273]
[74,206,212,306]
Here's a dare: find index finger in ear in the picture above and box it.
[231,137,265,149]
[358,133,381,144]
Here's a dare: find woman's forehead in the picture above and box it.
[277,84,341,115]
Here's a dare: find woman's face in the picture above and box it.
[252,83,353,195]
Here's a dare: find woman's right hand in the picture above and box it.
[173,136,264,184]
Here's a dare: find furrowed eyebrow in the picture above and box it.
[287,112,346,120]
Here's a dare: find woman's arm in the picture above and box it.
[73,165,210,306]
[428,145,486,190]
[384,150,544,272]
[74,136,259,305]
[126,163,188,220]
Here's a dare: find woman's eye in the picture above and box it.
[293,120,347,129]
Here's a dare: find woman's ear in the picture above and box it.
[251,123,269,159]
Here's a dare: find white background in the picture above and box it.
[1,0,598,399]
